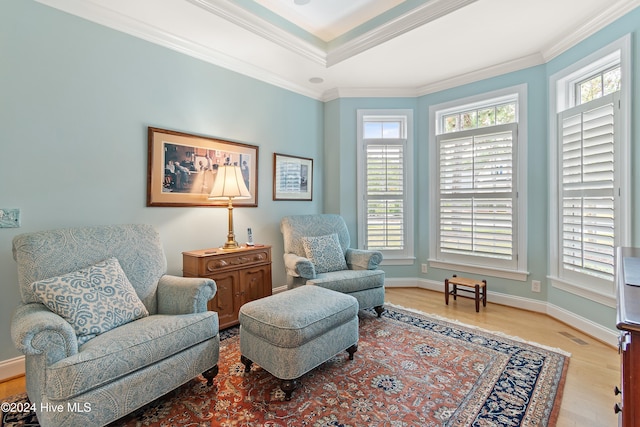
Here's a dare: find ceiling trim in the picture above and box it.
[415,53,545,97]
[186,0,327,66]
[541,0,640,61]
[188,0,478,68]
[34,0,326,100]
[326,0,478,66]
[34,0,640,102]
[322,53,545,102]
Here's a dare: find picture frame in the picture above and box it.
[273,153,313,201]
[147,127,258,207]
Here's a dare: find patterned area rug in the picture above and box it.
[1,305,569,427]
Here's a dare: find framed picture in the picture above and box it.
[273,153,313,201]
[147,127,258,207]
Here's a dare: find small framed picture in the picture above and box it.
[273,153,313,201]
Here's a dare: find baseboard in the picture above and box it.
[0,356,25,382]
[385,277,619,348]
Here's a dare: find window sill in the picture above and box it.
[380,257,416,266]
[428,259,529,281]
[549,276,615,308]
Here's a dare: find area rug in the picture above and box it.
[1,305,569,427]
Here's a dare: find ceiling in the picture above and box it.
[36,0,640,100]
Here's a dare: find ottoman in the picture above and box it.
[239,285,359,400]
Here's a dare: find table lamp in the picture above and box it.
[208,165,251,249]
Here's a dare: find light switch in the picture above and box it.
[0,208,21,228]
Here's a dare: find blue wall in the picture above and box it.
[0,0,323,362]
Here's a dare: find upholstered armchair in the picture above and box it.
[10,224,220,427]
[280,214,385,316]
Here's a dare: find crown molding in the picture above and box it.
[186,0,327,66]
[541,0,640,61]
[322,87,419,102]
[34,0,326,100]
[415,53,545,96]
[326,0,478,67]
[33,0,640,102]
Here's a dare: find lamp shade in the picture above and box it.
[208,165,251,200]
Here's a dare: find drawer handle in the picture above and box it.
[614,403,622,414]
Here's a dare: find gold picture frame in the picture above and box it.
[147,127,258,207]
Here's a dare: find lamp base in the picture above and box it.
[222,240,240,250]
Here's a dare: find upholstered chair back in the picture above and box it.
[12,224,166,314]
[281,214,351,258]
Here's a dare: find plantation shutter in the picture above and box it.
[437,123,517,265]
[559,94,616,281]
[365,141,404,250]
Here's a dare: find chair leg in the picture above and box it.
[346,344,358,360]
[203,365,219,386]
[241,355,253,373]
[374,305,385,317]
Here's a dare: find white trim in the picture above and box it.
[326,0,478,66]
[356,109,415,261]
[384,278,618,347]
[0,356,25,382]
[541,0,640,62]
[429,84,528,278]
[35,0,640,101]
[427,259,529,282]
[34,0,325,100]
[548,34,631,303]
[187,0,326,66]
[549,276,616,308]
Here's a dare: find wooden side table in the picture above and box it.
[445,275,487,312]
[183,245,272,329]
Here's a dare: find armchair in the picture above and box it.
[10,224,219,427]
[280,214,385,316]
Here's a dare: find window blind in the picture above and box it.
[365,142,404,250]
[437,125,516,262]
[559,96,615,280]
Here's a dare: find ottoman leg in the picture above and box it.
[281,379,299,401]
[241,355,253,373]
[347,344,358,360]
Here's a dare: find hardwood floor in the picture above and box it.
[385,287,620,427]
[0,287,620,426]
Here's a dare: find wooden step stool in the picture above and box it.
[445,275,487,312]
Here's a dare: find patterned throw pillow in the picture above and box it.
[302,233,348,274]
[30,257,149,345]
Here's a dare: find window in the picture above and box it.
[429,85,528,280]
[357,110,414,264]
[549,35,630,305]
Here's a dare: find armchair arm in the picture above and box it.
[157,275,216,315]
[11,303,78,364]
[346,248,383,270]
[283,253,316,279]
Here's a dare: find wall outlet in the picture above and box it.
[421,263,428,273]
[0,208,20,228]
[531,280,541,293]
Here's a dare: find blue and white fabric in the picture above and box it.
[302,233,348,273]
[30,257,149,345]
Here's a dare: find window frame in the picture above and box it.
[429,84,528,281]
[356,109,415,265]
[548,34,631,307]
